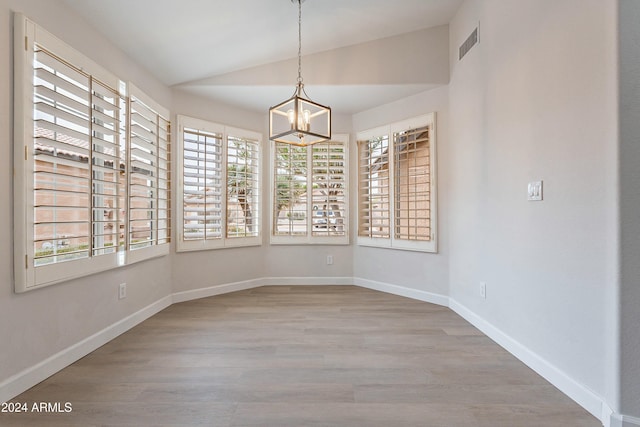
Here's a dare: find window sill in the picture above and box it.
[176,238,262,253]
[270,236,350,246]
[356,238,437,254]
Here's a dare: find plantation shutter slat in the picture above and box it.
[35,119,90,143]
[92,121,117,137]
[131,123,156,143]
[34,85,88,115]
[34,137,89,157]
[91,151,119,165]
[34,67,88,101]
[35,102,89,130]
[130,135,157,153]
[131,147,157,163]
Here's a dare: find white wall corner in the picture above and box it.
[171,278,264,304]
[0,295,172,403]
[171,277,354,305]
[603,403,615,427]
[353,277,450,307]
[448,298,607,425]
[610,413,640,427]
[262,276,353,287]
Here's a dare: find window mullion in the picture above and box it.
[88,77,95,258]
[124,96,131,254]
[307,145,313,239]
[222,132,228,240]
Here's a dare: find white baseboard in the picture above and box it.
[172,277,353,305]
[603,403,614,427]
[611,414,640,427]
[448,298,605,423]
[172,278,263,304]
[0,295,172,403]
[353,277,450,307]
[262,276,353,286]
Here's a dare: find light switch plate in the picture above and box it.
[527,181,543,201]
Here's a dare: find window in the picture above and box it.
[357,114,437,252]
[127,87,172,263]
[226,135,260,239]
[271,135,349,245]
[13,15,170,292]
[358,135,391,239]
[176,115,261,251]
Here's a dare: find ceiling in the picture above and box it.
[62,0,463,114]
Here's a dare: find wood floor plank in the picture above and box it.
[1,286,600,426]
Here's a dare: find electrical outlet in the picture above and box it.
[480,282,486,299]
[119,283,127,300]
[527,181,543,201]
[326,255,333,265]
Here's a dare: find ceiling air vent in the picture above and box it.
[459,27,478,60]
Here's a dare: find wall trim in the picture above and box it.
[603,403,614,427]
[448,298,606,424]
[0,295,172,403]
[172,278,263,304]
[353,276,450,306]
[611,413,640,427]
[262,276,353,286]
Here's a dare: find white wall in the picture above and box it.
[0,0,174,398]
[619,0,640,421]
[185,25,450,87]
[448,0,618,419]
[352,86,450,298]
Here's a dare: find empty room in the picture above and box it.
[0,0,638,426]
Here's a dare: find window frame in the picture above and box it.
[175,115,261,252]
[357,114,437,253]
[126,84,172,264]
[13,14,171,293]
[270,134,350,246]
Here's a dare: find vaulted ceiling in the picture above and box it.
[62,0,463,114]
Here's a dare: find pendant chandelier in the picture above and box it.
[269,0,331,146]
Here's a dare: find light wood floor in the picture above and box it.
[3,286,600,427]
